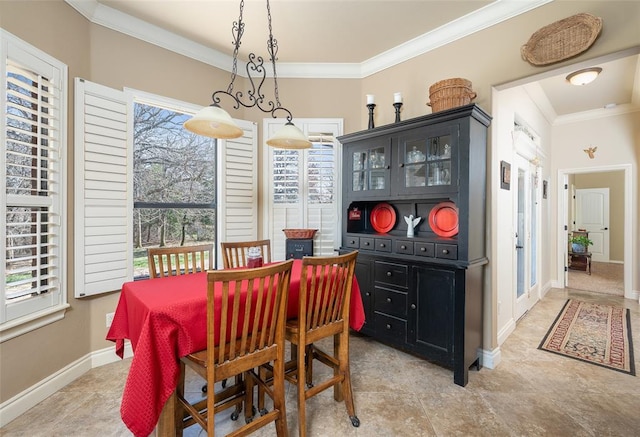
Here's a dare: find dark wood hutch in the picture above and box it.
[337,104,491,386]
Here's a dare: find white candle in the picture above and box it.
[366,94,375,105]
[394,92,403,103]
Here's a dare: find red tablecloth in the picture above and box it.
[106,259,364,437]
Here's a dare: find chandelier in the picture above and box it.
[184,0,311,149]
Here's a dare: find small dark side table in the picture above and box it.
[568,251,592,275]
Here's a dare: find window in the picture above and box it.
[264,119,342,258]
[1,30,68,339]
[132,100,217,278]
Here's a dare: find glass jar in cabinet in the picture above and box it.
[345,138,391,199]
[396,124,458,195]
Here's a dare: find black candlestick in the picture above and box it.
[367,103,376,129]
[393,102,403,123]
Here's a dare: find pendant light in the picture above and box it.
[184,0,311,149]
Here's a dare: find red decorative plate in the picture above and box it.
[370,203,396,233]
[428,202,459,237]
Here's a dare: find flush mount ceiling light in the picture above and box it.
[184,0,311,149]
[566,67,602,86]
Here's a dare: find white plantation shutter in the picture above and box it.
[216,120,258,264]
[74,78,132,297]
[2,30,68,325]
[264,119,343,260]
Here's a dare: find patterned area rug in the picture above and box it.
[539,299,635,375]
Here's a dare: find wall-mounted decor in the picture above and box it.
[584,146,597,159]
[543,180,548,199]
[500,160,511,190]
[520,13,603,66]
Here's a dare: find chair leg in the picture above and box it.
[257,366,268,416]
[272,356,288,437]
[244,371,255,423]
[305,344,314,388]
[230,374,244,421]
[297,340,308,437]
[337,332,359,428]
[175,362,186,437]
[333,334,343,402]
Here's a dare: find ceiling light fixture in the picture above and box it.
[565,67,602,86]
[184,0,311,149]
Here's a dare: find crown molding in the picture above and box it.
[361,0,552,77]
[64,0,552,79]
[553,103,640,125]
[64,0,234,72]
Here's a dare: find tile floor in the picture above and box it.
[3,287,639,436]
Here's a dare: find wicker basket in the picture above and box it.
[427,78,477,113]
[282,229,317,239]
[521,13,603,66]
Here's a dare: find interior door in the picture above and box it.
[514,155,540,320]
[575,188,609,262]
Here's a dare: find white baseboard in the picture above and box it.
[497,317,516,347]
[480,346,501,370]
[0,341,132,427]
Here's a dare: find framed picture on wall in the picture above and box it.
[500,160,511,190]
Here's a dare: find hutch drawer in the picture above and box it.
[374,261,408,288]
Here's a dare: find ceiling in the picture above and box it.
[67,0,639,122]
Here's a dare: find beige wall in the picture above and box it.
[1,0,639,405]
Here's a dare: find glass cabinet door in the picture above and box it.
[403,139,427,188]
[398,125,456,194]
[426,134,452,187]
[349,141,390,197]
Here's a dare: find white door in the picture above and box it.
[575,188,609,262]
[514,155,540,319]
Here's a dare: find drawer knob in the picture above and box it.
[386,297,392,303]
[386,324,392,330]
[386,271,392,277]
[364,241,370,246]
[399,163,405,168]
[442,249,449,254]
[350,240,355,244]
[400,245,406,250]
[420,247,426,252]
[380,243,386,248]
[366,292,371,296]
[411,304,416,310]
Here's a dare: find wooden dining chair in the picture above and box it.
[147,243,213,278]
[260,251,359,437]
[221,239,272,269]
[174,259,294,437]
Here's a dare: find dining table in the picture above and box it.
[106,258,365,437]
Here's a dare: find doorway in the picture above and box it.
[559,167,630,298]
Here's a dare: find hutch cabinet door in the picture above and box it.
[409,265,455,364]
[345,137,391,199]
[395,123,459,196]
